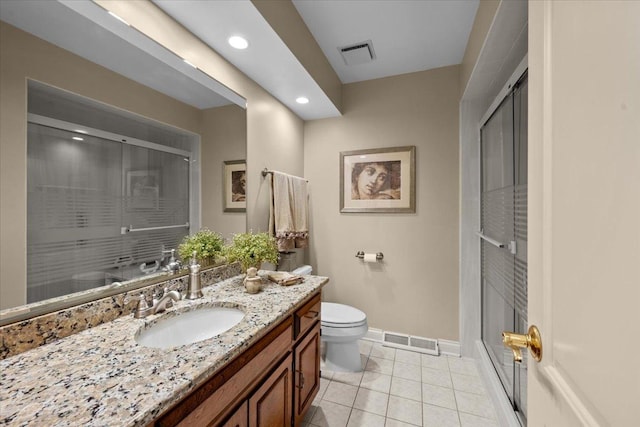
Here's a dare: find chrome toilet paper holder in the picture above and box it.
[355,251,384,261]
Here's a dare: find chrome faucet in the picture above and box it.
[162,249,182,274]
[126,287,182,319]
[185,251,203,300]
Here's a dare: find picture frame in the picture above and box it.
[224,160,246,212]
[126,169,160,210]
[340,146,415,213]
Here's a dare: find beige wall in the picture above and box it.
[460,0,500,98]
[201,105,247,240]
[305,66,461,340]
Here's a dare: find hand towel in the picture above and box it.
[269,171,309,251]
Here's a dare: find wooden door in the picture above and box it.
[527,1,640,425]
[248,354,292,427]
[293,324,320,426]
[219,401,248,427]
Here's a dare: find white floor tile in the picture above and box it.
[385,419,418,427]
[321,369,335,380]
[366,356,395,375]
[422,366,453,388]
[332,370,364,387]
[310,400,352,427]
[315,377,330,401]
[347,408,386,427]
[390,376,422,401]
[421,354,450,371]
[448,357,480,377]
[422,403,461,427]
[360,371,392,394]
[421,383,457,410]
[387,395,422,426]
[393,360,422,381]
[454,390,497,420]
[359,340,374,356]
[371,343,397,360]
[305,404,319,423]
[458,412,500,427]
[353,388,389,416]
[316,340,502,427]
[324,381,359,407]
[451,373,487,395]
[395,349,422,366]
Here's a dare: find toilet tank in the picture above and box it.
[292,265,312,275]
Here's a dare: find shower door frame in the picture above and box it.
[478,61,529,426]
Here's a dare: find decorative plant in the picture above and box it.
[178,228,224,264]
[224,232,279,272]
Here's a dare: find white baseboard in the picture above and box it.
[362,327,460,357]
[438,339,461,357]
[363,327,384,342]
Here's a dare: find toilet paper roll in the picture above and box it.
[363,253,378,263]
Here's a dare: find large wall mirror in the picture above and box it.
[0,1,247,324]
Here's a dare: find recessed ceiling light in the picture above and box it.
[296,97,309,104]
[72,136,84,141]
[74,129,88,134]
[228,36,249,50]
[107,11,130,26]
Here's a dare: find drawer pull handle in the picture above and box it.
[305,310,319,319]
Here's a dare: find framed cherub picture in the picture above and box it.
[340,146,415,213]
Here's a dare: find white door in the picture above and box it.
[526,1,640,425]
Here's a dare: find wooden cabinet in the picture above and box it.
[249,354,292,426]
[293,323,320,426]
[153,291,321,427]
[219,402,247,427]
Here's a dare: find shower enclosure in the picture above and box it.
[480,73,528,424]
[27,116,191,303]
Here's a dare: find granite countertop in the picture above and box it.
[0,274,328,426]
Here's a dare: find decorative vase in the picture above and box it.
[243,267,262,294]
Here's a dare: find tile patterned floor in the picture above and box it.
[302,340,500,427]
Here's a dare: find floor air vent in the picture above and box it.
[382,331,439,355]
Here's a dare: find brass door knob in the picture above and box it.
[502,325,543,363]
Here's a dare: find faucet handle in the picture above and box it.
[124,292,150,318]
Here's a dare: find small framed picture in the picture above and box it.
[126,169,159,210]
[224,160,246,212]
[340,146,415,213]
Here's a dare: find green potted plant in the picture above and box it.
[178,228,224,267]
[224,231,279,272]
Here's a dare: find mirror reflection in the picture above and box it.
[0,7,247,322]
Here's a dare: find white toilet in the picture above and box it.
[292,266,369,372]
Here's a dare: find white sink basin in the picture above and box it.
[135,306,245,349]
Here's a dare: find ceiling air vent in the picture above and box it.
[339,40,376,66]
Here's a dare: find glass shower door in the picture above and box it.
[480,74,528,424]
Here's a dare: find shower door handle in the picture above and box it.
[477,230,505,248]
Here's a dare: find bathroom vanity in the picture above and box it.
[0,274,327,426]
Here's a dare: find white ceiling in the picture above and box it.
[1,0,481,120]
[292,0,479,84]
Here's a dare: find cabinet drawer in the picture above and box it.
[294,293,321,340]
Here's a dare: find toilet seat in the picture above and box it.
[322,303,367,328]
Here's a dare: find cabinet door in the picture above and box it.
[293,324,320,426]
[248,354,292,427]
[219,401,248,427]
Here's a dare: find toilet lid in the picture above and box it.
[322,302,367,327]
